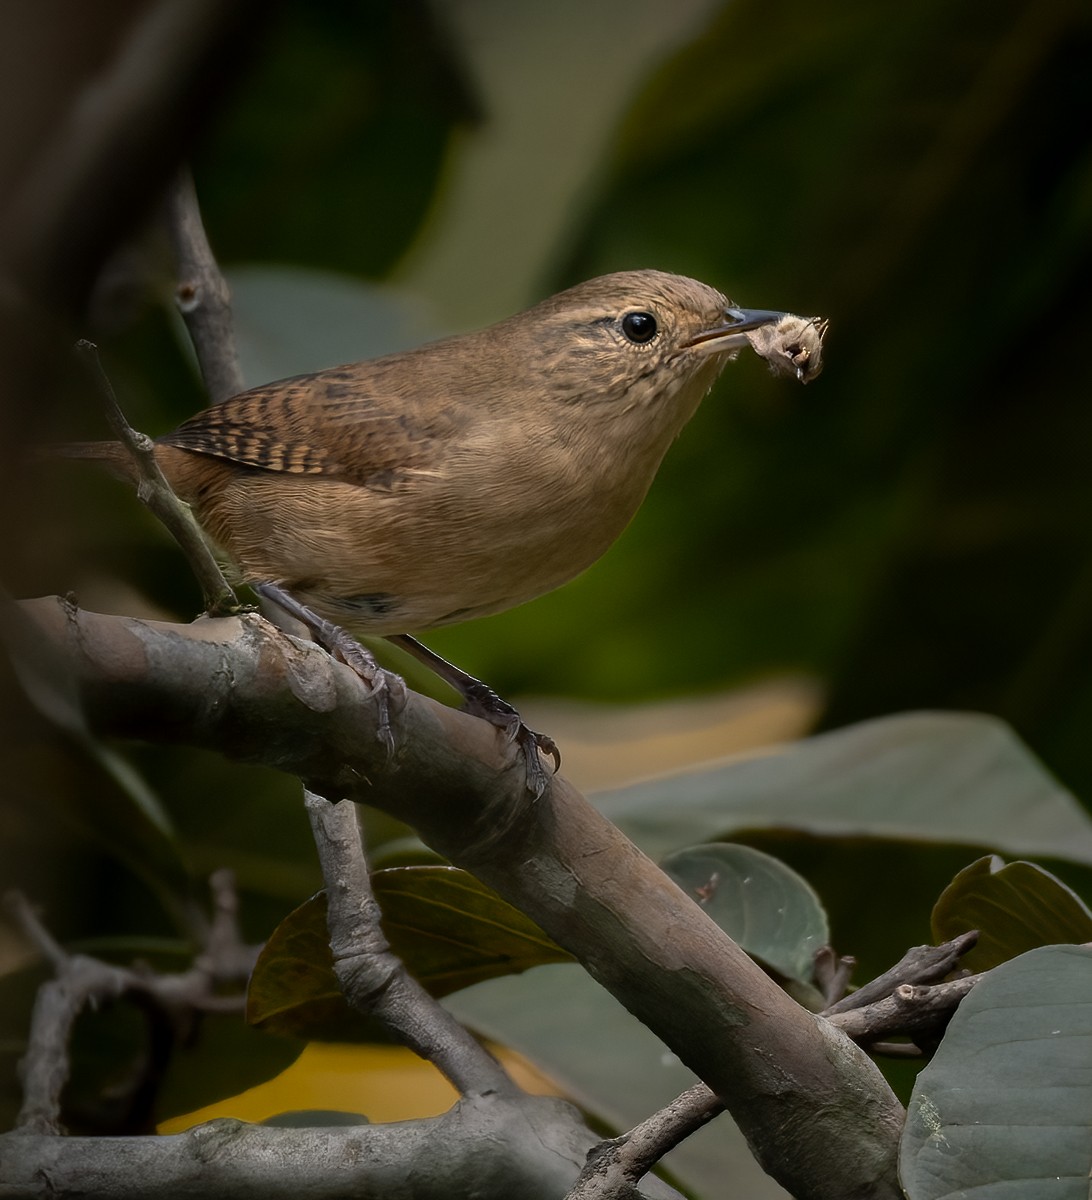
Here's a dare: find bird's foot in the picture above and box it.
[254,582,403,757]
[325,633,405,758]
[388,634,560,798]
[459,680,561,800]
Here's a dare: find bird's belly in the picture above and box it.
[199,469,640,634]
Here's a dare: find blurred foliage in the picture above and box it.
[5,0,1092,1191]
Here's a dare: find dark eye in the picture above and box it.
[621,311,658,344]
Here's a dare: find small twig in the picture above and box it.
[73,338,238,616]
[7,875,260,1134]
[817,932,981,1052]
[567,1082,723,1199]
[304,789,519,1099]
[164,169,244,404]
[826,975,981,1044]
[823,931,979,1016]
[813,945,857,1007]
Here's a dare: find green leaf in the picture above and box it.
[247,867,572,1040]
[932,856,1092,972]
[597,712,1092,867]
[900,944,1092,1200]
[661,843,828,983]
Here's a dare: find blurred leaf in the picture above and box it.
[157,1013,305,1124]
[64,995,304,1129]
[900,944,1092,1200]
[248,867,571,1040]
[225,266,444,387]
[195,0,477,279]
[661,843,828,983]
[2,600,198,936]
[932,856,1092,972]
[597,712,1092,866]
[260,1109,369,1127]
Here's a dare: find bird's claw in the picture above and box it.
[460,682,561,797]
[313,620,403,759]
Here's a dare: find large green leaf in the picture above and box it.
[248,867,571,1040]
[596,712,1092,866]
[661,843,828,984]
[932,856,1092,972]
[900,944,1092,1200]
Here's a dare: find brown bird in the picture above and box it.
[61,270,824,794]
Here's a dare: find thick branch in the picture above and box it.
[306,792,517,1098]
[0,1094,679,1200]
[12,598,905,1200]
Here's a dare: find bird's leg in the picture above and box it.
[389,634,560,799]
[253,582,402,756]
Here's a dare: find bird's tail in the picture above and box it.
[42,440,137,481]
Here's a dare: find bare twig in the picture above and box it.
[567,1083,723,1199]
[7,875,260,1134]
[826,975,982,1045]
[165,169,244,404]
[813,945,857,1007]
[818,932,981,1052]
[305,790,518,1098]
[73,338,238,616]
[823,932,979,1016]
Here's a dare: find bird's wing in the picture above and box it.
[160,364,466,487]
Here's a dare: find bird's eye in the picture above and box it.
[620,311,658,344]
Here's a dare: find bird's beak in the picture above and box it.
[684,307,786,351]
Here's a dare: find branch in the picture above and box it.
[12,597,906,1200]
[0,0,264,317]
[165,169,245,404]
[305,791,517,1098]
[826,975,982,1045]
[0,1094,686,1200]
[567,1084,723,1200]
[819,932,981,1053]
[6,875,259,1135]
[73,339,239,615]
[564,930,984,1194]
[823,931,979,1015]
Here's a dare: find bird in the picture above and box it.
[59,269,825,795]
